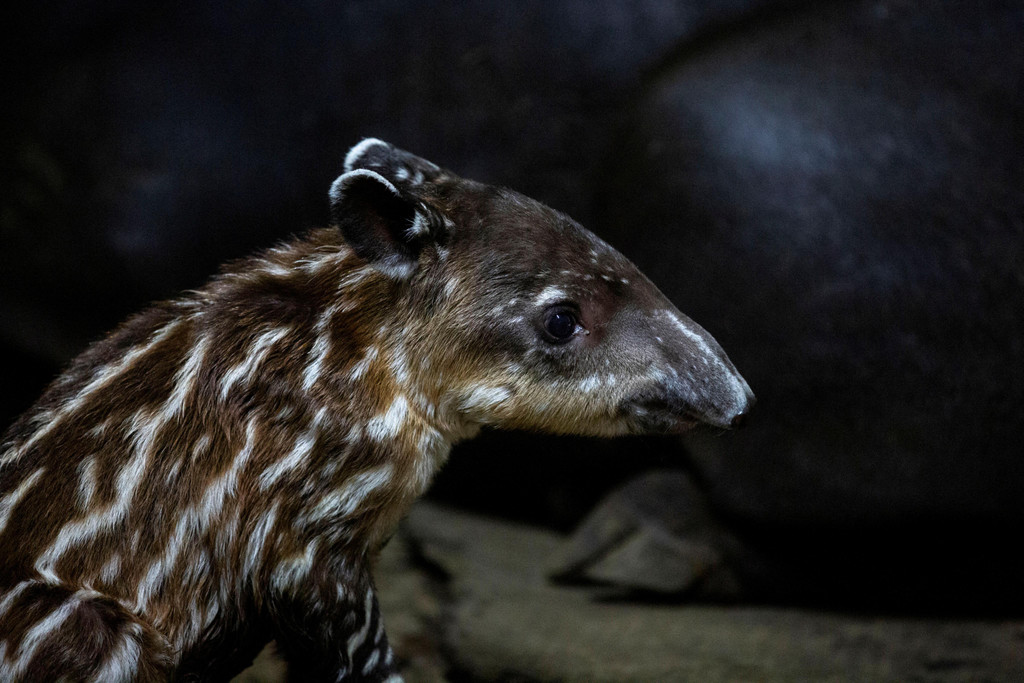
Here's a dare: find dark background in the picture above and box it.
[2,0,1023,614]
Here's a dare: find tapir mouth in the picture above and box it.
[619,386,754,434]
[621,396,709,434]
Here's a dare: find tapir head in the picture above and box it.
[331,139,755,439]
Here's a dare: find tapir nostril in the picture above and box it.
[730,392,756,429]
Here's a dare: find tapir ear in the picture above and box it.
[329,169,429,278]
[343,138,444,188]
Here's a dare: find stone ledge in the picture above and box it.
[402,502,1024,682]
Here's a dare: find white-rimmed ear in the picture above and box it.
[344,138,443,188]
[329,169,422,278]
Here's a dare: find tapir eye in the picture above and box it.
[541,306,580,344]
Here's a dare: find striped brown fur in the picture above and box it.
[0,140,753,681]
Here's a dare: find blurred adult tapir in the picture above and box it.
[2,1,1022,612]
[578,2,1024,612]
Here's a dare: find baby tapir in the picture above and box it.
[0,139,753,681]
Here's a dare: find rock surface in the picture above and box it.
[548,470,744,599]
[403,502,1024,682]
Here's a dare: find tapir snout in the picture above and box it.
[619,305,755,433]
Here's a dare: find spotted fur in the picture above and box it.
[0,139,753,681]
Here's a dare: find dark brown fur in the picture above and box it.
[0,140,753,681]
